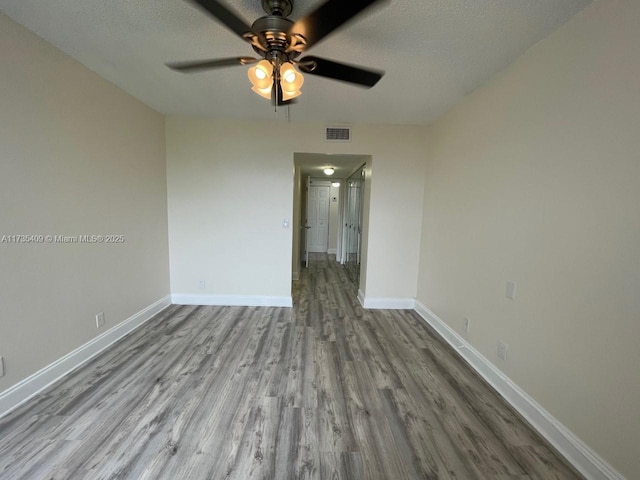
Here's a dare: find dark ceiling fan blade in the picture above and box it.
[166,56,258,73]
[297,56,384,88]
[291,0,387,51]
[189,0,253,39]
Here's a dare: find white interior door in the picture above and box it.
[306,180,331,254]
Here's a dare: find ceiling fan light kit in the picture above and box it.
[167,0,386,105]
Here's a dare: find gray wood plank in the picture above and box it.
[0,253,583,480]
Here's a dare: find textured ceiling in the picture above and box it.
[0,0,591,125]
[295,153,369,179]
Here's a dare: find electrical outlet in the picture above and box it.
[463,317,470,333]
[198,279,206,290]
[497,340,509,361]
[506,281,517,300]
[96,312,105,328]
[0,356,4,377]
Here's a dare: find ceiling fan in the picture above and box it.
[166,0,387,104]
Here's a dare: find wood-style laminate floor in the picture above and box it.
[0,254,582,479]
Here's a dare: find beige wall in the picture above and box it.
[0,15,170,391]
[166,118,426,302]
[417,0,640,477]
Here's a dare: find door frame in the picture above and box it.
[291,153,372,288]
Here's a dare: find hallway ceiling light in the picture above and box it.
[324,168,335,176]
[331,182,340,187]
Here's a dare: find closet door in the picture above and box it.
[344,166,365,284]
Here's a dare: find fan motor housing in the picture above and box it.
[251,15,301,61]
[261,0,293,17]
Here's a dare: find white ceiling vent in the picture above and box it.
[324,126,351,142]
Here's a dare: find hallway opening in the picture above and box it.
[292,152,372,295]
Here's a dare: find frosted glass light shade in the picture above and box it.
[251,85,272,100]
[280,62,303,101]
[282,89,301,101]
[248,60,274,92]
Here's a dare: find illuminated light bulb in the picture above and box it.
[248,59,274,96]
[324,168,335,176]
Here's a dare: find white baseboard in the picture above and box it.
[357,289,366,307]
[172,294,293,308]
[327,248,337,255]
[0,295,171,420]
[292,271,300,281]
[360,296,416,310]
[414,301,624,480]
